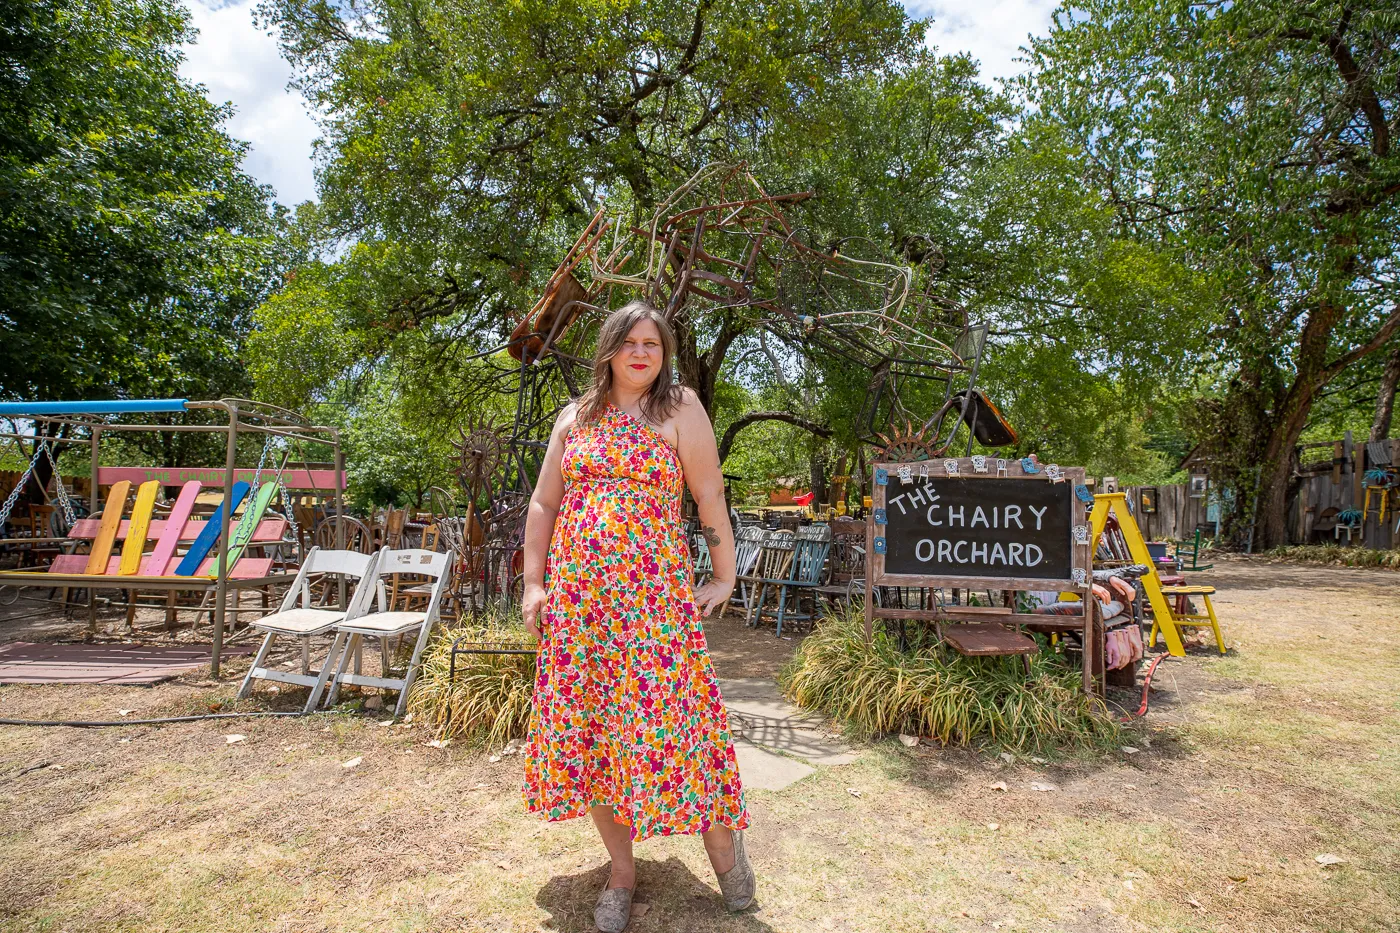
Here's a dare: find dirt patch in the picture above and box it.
[2,559,1398,931]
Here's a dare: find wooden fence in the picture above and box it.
[1120,435,1399,550]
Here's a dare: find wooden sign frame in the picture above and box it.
[863,458,1098,693]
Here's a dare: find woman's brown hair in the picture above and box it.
[575,300,685,424]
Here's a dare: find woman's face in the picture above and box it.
[610,318,665,394]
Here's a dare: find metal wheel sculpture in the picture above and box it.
[874,420,937,463]
[454,416,506,498]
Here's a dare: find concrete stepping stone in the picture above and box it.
[720,677,861,769]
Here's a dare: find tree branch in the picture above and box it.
[1282,24,1390,157]
[718,411,833,464]
[1319,310,1400,383]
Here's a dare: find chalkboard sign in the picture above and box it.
[868,459,1090,590]
[882,476,1073,580]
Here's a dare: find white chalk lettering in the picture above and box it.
[926,502,942,526]
[971,541,988,563]
[1029,505,1047,530]
[1025,544,1043,566]
[970,506,989,528]
[907,485,926,509]
[938,539,953,562]
[947,505,965,527]
[1009,542,1025,564]
[990,542,1007,565]
[954,541,969,563]
[1004,505,1023,529]
[916,539,935,561]
[889,494,908,515]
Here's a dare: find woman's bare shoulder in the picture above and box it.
[554,402,579,435]
[673,387,714,427]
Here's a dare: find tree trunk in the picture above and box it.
[809,453,827,507]
[1370,341,1400,442]
[1253,297,1346,549]
[24,421,62,505]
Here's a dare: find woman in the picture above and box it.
[520,300,754,932]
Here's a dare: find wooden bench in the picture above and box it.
[0,479,295,629]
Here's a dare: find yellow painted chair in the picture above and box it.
[1151,585,1226,655]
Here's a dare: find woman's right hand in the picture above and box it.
[522,583,547,637]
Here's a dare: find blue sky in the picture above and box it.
[180,0,1060,208]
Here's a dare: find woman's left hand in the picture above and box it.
[694,578,736,617]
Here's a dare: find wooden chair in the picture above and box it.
[1152,584,1226,654]
[726,526,766,618]
[750,524,832,637]
[815,529,866,613]
[690,533,713,585]
[742,530,795,627]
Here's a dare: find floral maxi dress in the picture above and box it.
[523,404,749,841]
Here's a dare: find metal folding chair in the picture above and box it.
[322,547,456,718]
[236,547,379,713]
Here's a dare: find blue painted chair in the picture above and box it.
[751,524,833,637]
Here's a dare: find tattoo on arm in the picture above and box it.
[702,524,720,546]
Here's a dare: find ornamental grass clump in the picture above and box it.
[407,609,537,749]
[779,607,1120,752]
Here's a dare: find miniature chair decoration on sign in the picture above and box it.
[237,547,379,713]
[324,547,457,718]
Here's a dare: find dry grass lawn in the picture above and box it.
[1,556,1397,932]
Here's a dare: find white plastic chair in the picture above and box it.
[323,547,456,718]
[236,547,379,713]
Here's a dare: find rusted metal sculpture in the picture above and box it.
[454,160,1009,538]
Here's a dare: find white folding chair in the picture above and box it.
[236,547,379,713]
[322,547,456,718]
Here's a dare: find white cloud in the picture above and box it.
[174,0,1056,209]
[906,0,1059,83]
[179,0,320,207]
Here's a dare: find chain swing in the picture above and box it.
[0,440,76,530]
[250,433,300,559]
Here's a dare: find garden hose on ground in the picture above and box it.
[0,710,332,727]
[1121,654,1175,721]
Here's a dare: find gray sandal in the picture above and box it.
[715,829,756,912]
[594,884,633,933]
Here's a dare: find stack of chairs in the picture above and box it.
[748,524,833,637]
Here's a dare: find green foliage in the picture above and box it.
[0,0,295,404]
[407,610,537,749]
[337,369,461,507]
[779,607,1122,752]
[1022,0,1400,544]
